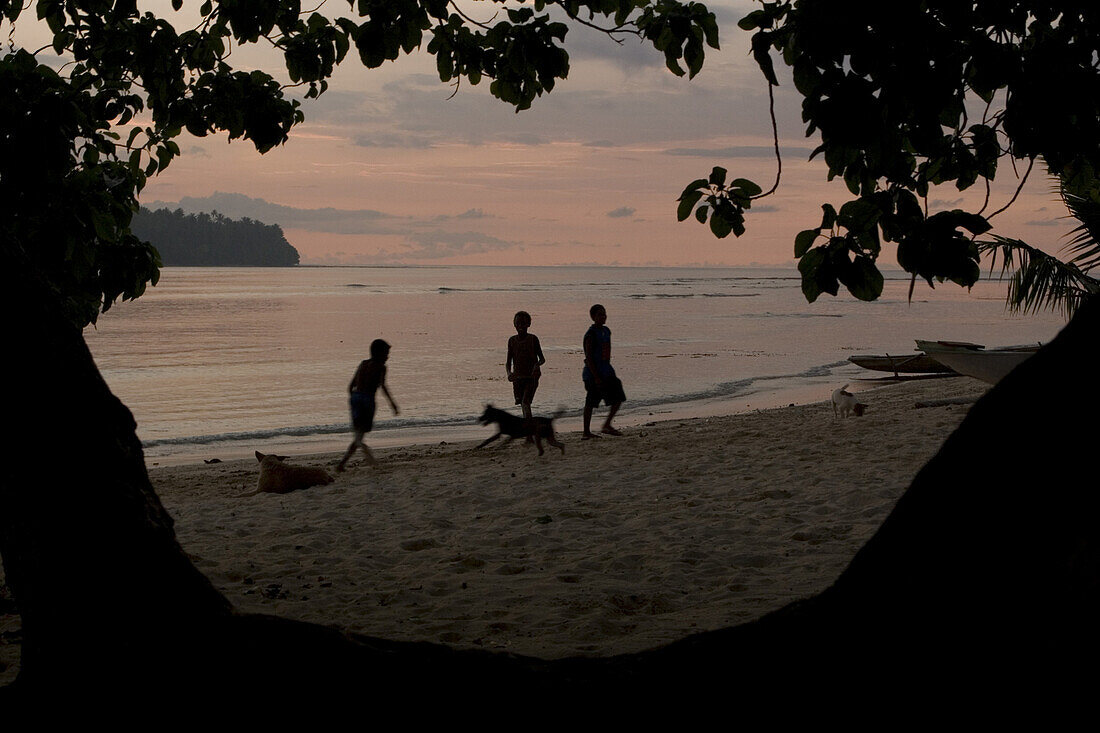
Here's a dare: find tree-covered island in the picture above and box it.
[130,207,300,266]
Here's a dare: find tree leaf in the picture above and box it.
[795,229,818,258]
[843,256,885,301]
[798,247,826,302]
[709,209,732,238]
[679,178,708,198]
[731,178,762,197]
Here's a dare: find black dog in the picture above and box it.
[476,405,565,456]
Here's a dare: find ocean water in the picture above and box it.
[82,265,1066,463]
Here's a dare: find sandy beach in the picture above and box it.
[0,376,989,685]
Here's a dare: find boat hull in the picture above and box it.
[847,354,956,374]
[916,340,1041,385]
[922,349,1036,385]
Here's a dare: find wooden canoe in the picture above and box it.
[847,353,957,375]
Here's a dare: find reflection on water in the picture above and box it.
[83,265,1065,458]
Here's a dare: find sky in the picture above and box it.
[7,0,1076,267]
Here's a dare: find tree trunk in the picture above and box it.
[2,289,1097,711]
[0,294,233,686]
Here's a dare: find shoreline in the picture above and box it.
[140,371,927,468]
[0,375,988,685]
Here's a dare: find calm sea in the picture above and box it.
[82,265,1066,464]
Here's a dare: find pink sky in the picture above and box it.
[10,1,1075,267]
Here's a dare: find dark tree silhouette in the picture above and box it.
[5,264,1096,710]
[0,0,719,701]
[680,1,1100,312]
[131,207,300,266]
[1,1,1097,712]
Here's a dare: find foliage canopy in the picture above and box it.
[0,0,718,327]
[679,0,1100,310]
[6,1,1095,320]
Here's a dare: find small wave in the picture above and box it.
[645,276,798,284]
[700,293,759,298]
[436,285,554,293]
[621,359,852,408]
[742,312,845,319]
[143,423,349,447]
[628,293,695,299]
[141,361,853,449]
[142,411,491,449]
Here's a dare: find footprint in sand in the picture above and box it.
[791,525,853,544]
[450,555,486,570]
[400,538,439,551]
[731,553,777,569]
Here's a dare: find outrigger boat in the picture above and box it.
[847,352,957,377]
[915,340,1041,385]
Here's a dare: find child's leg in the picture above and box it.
[583,404,595,437]
[358,441,377,464]
[601,402,621,434]
[336,431,365,471]
[521,400,535,442]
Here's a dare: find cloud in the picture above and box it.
[142,194,526,261]
[607,206,636,218]
[553,27,668,74]
[433,208,495,221]
[664,145,814,158]
[142,192,403,235]
[1024,218,1064,226]
[297,60,779,149]
[545,1,750,75]
[385,230,521,261]
[353,133,434,149]
[455,208,493,220]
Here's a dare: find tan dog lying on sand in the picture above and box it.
[248,451,335,495]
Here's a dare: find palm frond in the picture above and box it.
[978,236,1100,318]
[1056,163,1100,272]
[1060,190,1100,272]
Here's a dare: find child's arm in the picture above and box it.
[583,332,601,384]
[533,335,546,375]
[380,366,399,414]
[349,361,365,393]
[381,384,399,414]
[505,337,515,381]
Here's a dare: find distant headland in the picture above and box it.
[131,207,300,266]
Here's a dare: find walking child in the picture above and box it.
[336,339,399,472]
[506,310,546,421]
[582,303,625,438]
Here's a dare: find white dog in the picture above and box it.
[831,384,867,418]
